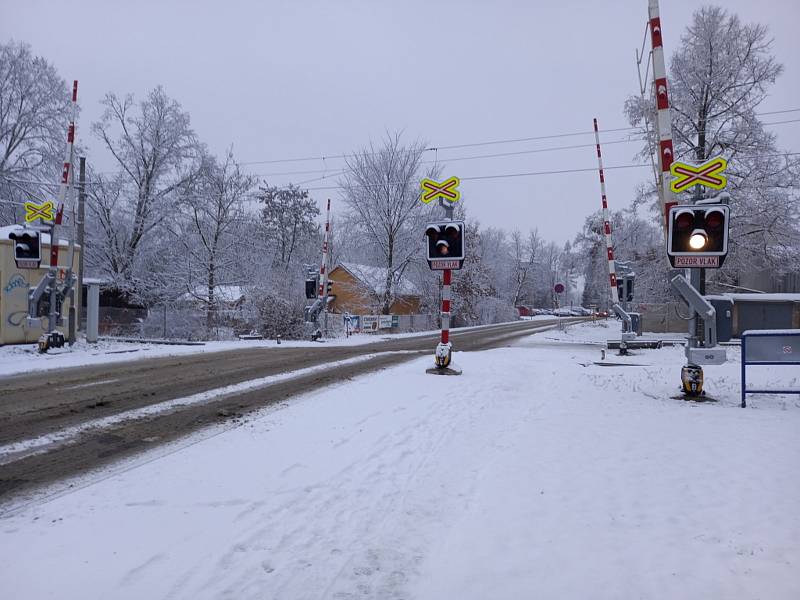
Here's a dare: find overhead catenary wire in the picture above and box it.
[252,138,643,178]
[2,115,798,194]
[234,110,800,166]
[3,149,800,196]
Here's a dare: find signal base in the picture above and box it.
[426,365,463,376]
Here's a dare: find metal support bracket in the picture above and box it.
[611,303,633,332]
[671,274,719,350]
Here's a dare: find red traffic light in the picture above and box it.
[444,223,461,239]
[674,210,694,231]
[705,208,724,231]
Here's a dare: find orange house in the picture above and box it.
[327,263,422,315]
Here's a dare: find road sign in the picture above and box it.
[669,157,727,193]
[420,176,460,204]
[554,283,565,294]
[673,255,720,268]
[429,259,462,270]
[24,201,55,223]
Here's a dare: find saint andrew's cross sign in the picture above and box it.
[420,176,461,204]
[24,201,55,223]
[669,157,728,194]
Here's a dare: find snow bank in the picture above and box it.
[2,323,797,599]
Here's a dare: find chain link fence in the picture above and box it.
[631,302,691,334]
[87,305,439,341]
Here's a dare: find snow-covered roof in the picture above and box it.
[335,263,419,296]
[0,224,71,247]
[710,293,800,302]
[83,276,113,286]
[184,285,246,303]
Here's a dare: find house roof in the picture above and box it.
[184,285,246,304]
[334,262,419,296]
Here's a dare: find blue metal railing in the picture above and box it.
[741,330,800,407]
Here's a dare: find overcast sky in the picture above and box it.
[3,0,798,244]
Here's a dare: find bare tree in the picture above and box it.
[177,151,257,329]
[0,41,71,224]
[91,86,201,285]
[257,183,320,269]
[339,132,431,314]
[509,229,540,307]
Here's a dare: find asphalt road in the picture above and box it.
[0,318,584,502]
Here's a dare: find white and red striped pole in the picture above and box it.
[50,80,78,268]
[318,198,331,298]
[593,118,620,305]
[441,269,451,344]
[648,0,676,232]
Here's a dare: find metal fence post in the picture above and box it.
[86,283,99,343]
[741,334,747,408]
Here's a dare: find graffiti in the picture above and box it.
[4,274,28,294]
[7,311,29,327]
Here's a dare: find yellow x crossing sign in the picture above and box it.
[670,157,728,193]
[420,176,461,204]
[24,201,55,223]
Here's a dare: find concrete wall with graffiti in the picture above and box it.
[0,227,81,345]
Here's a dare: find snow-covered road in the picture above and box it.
[2,323,799,599]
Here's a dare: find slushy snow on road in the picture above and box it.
[2,322,798,599]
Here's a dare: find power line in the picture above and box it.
[302,153,800,192]
[236,109,800,167]
[305,164,651,192]
[3,147,798,193]
[253,137,643,178]
[756,108,800,116]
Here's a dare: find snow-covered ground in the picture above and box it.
[0,316,560,378]
[2,322,798,599]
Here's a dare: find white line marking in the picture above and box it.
[64,378,119,390]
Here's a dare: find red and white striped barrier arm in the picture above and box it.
[648,0,676,230]
[318,198,331,298]
[50,80,78,268]
[593,118,620,305]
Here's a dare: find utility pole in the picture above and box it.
[319,198,331,338]
[77,156,86,333]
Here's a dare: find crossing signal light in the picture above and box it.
[9,229,42,269]
[424,220,465,269]
[617,276,635,302]
[305,277,318,299]
[667,204,729,268]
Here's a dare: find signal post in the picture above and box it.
[420,177,465,375]
[666,157,731,396]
